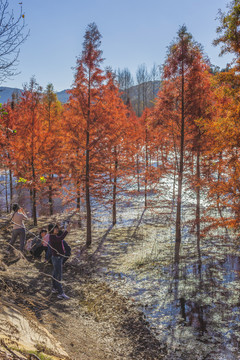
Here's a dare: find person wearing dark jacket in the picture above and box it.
[31,229,48,258]
[57,228,71,265]
[45,228,71,264]
[48,223,70,300]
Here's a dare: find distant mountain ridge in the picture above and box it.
[0,81,161,115]
[0,86,70,104]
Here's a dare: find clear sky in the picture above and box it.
[7,0,233,92]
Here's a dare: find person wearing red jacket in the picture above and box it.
[48,223,70,300]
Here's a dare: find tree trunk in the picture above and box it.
[5,169,9,213]
[32,187,37,226]
[49,174,54,216]
[175,55,185,264]
[86,130,91,247]
[171,163,177,218]
[9,169,13,209]
[112,147,118,225]
[76,179,82,228]
[137,154,140,192]
[196,145,201,260]
[31,158,37,225]
[145,129,148,208]
[49,185,53,215]
[86,77,92,247]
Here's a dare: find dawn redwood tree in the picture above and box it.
[198,0,240,231]
[12,77,43,225]
[63,90,86,223]
[200,70,240,231]
[69,23,105,247]
[213,0,240,67]
[0,102,16,210]
[183,52,214,257]
[164,26,196,262]
[41,84,63,215]
[93,71,125,226]
[140,108,154,208]
[42,83,60,131]
[154,26,210,263]
[124,98,144,193]
[97,71,137,226]
[121,99,143,192]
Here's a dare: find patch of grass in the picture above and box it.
[12,345,54,360]
[133,256,159,270]
[27,350,53,360]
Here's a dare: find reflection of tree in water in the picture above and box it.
[174,257,207,337]
[179,297,207,335]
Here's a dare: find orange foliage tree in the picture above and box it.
[0,101,17,211]
[10,78,44,225]
[40,84,64,215]
[199,0,240,232]
[67,23,106,247]
[67,23,135,244]
[153,26,214,263]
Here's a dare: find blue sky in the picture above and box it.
[7,0,233,92]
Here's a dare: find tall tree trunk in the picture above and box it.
[112,147,118,225]
[137,154,140,192]
[32,187,37,226]
[216,152,229,239]
[86,129,91,247]
[77,184,80,210]
[9,169,13,209]
[171,162,177,218]
[175,56,185,264]
[76,178,82,228]
[156,147,159,168]
[48,174,54,216]
[5,168,9,213]
[49,184,53,216]
[145,129,148,208]
[31,157,37,225]
[196,145,201,261]
[86,81,92,247]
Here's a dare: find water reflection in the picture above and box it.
[99,241,240,359]
[179,298,208,335]
[222,254,240,283]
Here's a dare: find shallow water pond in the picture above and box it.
[93,219,240,360]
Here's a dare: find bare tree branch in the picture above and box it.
[0,0,29,83]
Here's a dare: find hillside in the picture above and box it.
[0,213,165,360]
[0,81,161,110]
[0,87,21,104]
[0,87,70,104]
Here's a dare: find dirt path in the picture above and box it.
[0,220,166,360]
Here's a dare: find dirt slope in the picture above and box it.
[0,218,166,360]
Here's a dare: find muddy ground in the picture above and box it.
[0,214,166,360]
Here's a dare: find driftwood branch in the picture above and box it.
[0,339,26,359]
[29,353,42,360]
